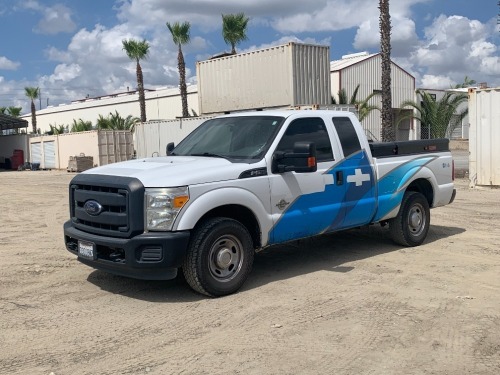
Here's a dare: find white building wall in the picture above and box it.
[21,86,199,134]
[29,130,133,169]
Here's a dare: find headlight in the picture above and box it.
[145,187,189,231]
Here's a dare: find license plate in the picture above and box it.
[78,240,96,260]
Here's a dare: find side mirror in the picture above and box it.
[272,142,317,174]
[166,142,175,156]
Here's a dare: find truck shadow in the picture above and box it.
[86,224,464,302]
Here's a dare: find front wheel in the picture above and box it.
[389,191,430,246]
[182,218,254,297]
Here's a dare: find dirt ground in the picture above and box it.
[0,170,499,375]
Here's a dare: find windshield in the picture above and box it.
[172,116,285,161]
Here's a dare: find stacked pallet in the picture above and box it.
[67,154,94,172]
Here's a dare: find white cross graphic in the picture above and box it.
[346,168,370,186]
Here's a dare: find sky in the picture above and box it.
[0,0,499,114]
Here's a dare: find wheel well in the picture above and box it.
[196,205,261,249]
[406,178,434,207]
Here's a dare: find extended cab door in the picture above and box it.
[329,116,376,229]
[268,116,344,244]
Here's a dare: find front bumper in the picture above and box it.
[64,221,190,280]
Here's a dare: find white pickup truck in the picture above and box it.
[64,110,456,296]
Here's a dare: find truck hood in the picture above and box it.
[84,156,262,187]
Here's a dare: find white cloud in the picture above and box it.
[21,1,76,34]
[0,56,20,70]
[353,13,421,57]
[36,4,77,34]
[408,15,500,87]
[420,74,455,89]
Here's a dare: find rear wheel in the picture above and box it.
[389,191,430,246]
[182,217,254,297]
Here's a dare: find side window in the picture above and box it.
[276,117,333,162]
[332,117,362,157]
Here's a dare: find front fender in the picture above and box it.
[174,187,273,246]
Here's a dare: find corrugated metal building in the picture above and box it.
[20,86,199,135]
[330,52,416,141]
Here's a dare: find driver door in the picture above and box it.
[268,117,344,244]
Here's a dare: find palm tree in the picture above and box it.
[25,86,40,134]
[122,39,150,123]
[97,111,139,132]
[331,84,380,121]
[332,85,361,105]
[454,76,476,88]
[7,106,22,117]
[48,124,67,135]
[357,93,381,122]
[222,13,249,54]
[399,90,468,139]
[70,119,93,132]
[167,21,191,118]
[379,0,394,141]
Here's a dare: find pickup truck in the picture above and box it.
[64,110,456,296]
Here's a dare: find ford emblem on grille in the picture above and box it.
[84,200,103,216]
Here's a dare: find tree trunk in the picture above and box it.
[178,45,189,118]
[136,60,146,123]
[31,100,37,134]
[379,0,394,141]
[231,43,236,54]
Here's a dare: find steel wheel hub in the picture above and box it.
[208,235,244,282]
[408,203,425,235]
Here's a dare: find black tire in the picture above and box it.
[389,191,430,247]
[182,217,254,297]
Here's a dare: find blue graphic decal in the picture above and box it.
[373,156,436,221]
[268,152,437,245]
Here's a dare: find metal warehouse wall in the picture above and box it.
[469,88,500,187]
[135,117,212,159]
[340,55,416,141]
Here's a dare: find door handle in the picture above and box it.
[336,171,344,185]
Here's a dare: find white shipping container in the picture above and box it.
[135,117,211,159]
[468,87,500,187]
[196,42,331,115]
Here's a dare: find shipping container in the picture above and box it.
[135,117,211,159]
[468,87,500,187]
[196,42,331,115]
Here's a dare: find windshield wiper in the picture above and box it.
[190,152,229,159]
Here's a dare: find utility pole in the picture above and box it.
[39,89,42,110]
